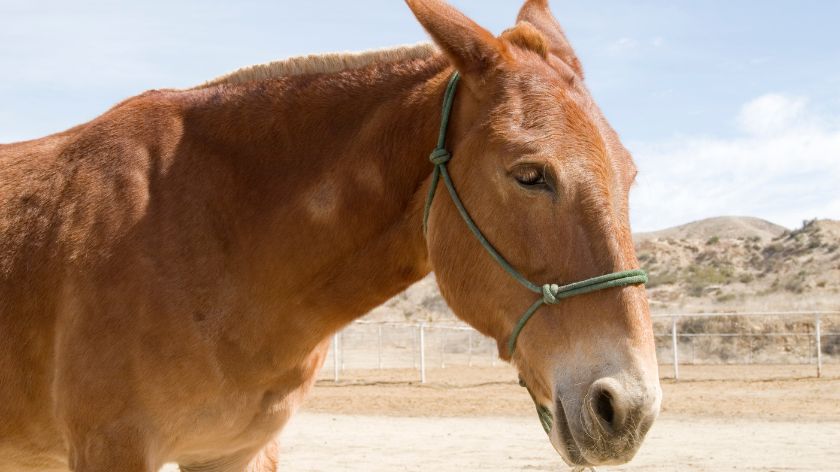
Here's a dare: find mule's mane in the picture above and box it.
[196,42,438,88]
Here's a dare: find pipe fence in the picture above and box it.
[320,311,840,383]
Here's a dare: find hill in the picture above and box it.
[637,218,840,311]
[365,218,840,322]
[635,216,786,242]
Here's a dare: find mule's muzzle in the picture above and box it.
[555,376,660,466]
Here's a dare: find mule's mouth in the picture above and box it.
[549,398,590,467]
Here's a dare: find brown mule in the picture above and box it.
[0,0,661,470]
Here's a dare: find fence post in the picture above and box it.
[332,333,339,383]
[816,314,822,378]
[377,325,383,370]
[671,316,679,381]
[419,323,426,384]
[340,332,345,372]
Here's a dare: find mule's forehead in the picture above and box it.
[487,73,638,191]
[489,75,606,156]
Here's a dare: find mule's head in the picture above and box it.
[408,0,661,466]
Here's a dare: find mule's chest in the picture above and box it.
[171,371,319,465]
[170,343,329,463]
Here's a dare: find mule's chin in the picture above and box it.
[547,400,592,468]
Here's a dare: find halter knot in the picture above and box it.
[542,284,560,305]
[429,148,452,165]
[425,72,646,452]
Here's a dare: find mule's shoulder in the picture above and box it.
[0,89,191,272]
[0,128,79,281]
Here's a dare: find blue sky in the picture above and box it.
[2,0,838,231]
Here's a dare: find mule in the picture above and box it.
[0,0,661,470]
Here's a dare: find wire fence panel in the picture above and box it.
[320,312,840,382]
[653,312,840,379]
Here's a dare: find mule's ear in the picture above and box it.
[517,0,584,77]
[405,0,507,80]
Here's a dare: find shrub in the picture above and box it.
[763,243,784,256]
[688,264,733,285]
[685,264,733,297]
[647,271,679,289]
[687,284,705,297]
[783,275,806,294]
[716,293,736,303]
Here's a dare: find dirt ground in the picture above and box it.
[306,364,840,421]
[278,413,840,471]
[291,365,840,471]
[162,365,840,471]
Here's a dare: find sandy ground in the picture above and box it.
[277,413,840,471]
[162,365,840,471]
[306,365,840,420]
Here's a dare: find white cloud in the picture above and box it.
[608,37,639,54]
[630,94,840,231]
[737,94,808,135]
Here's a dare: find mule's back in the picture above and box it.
[0,93,185,469]
[1,132,71,276]
[0,131,79,468]
[0,129,82,325]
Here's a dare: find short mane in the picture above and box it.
[197,42,438,88]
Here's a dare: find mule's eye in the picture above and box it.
[513,166,547,188]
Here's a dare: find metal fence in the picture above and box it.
[323,321,501,384]
[651,311,839,380]
[320,312,840,382]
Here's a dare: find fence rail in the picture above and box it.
[322,312,840,383]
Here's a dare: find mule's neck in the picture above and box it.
[185,55,453,341]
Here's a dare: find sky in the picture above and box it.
[1,0,839,231]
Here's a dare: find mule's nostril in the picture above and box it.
[595,388,615,426]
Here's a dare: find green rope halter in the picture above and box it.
[423,72,648,438]
[423,72,647,355]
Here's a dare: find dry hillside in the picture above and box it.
[635,216,786,242]
[638,218,840,311]
[365,217,840,322]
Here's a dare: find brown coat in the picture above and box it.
[0,1,660,470]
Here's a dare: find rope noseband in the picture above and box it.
[423,72,647,356]
[423,72,648,441]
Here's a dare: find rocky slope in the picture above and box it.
[366,217,840,322]
[637,218,840,311]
